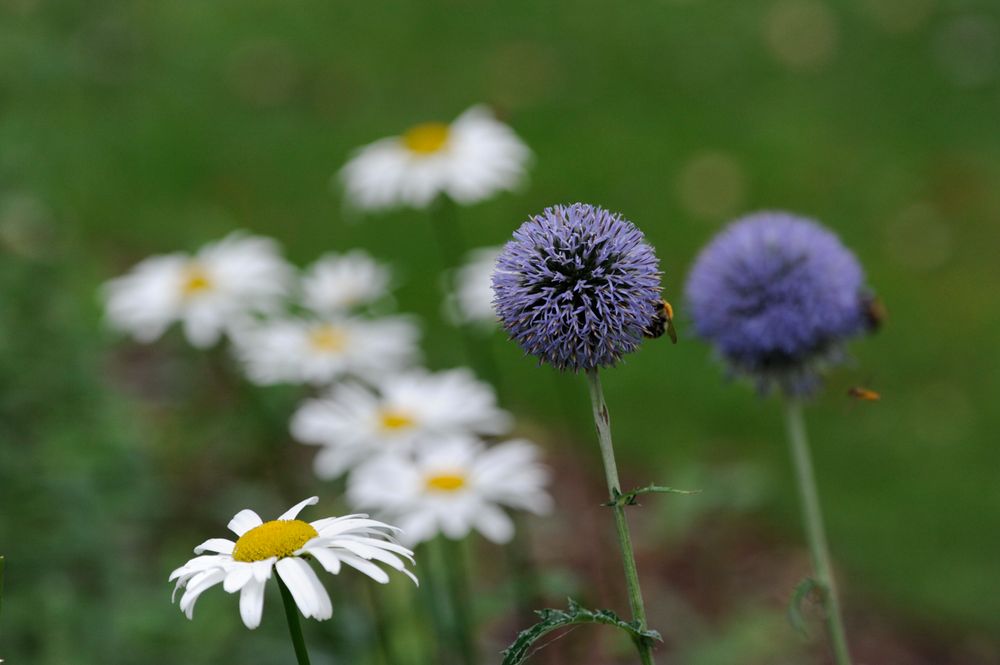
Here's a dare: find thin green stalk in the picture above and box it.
[428,196,548,618]
[438,537,477,665]
[504,513,542,622]
[415,543,451,664]
[584,369,655,665]
[783,400,853,665]
[366,583,401,665]
[278,577,313,665]
[428,196,505,393]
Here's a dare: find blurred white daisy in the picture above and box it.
[347,436,552,545]
[231,316,420,386]
[302,251,392,315]
[444,246,501,328]
[339,105,532,211]
[291,368,512,479]
[103,232,293,348]
[169,496,416,630]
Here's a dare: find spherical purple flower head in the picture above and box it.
[492,203,662,371]
[685,211,872,395]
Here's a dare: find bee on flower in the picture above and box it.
[290,368,511,479]
[339,105,532,212]
[301,251,392,315]
[230,315,420,387]
[169,497,415,630]
[347,436,552,546]
[103,232,293,348]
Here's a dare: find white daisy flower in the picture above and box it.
[347,436,552,546]
[231,315,420,386]
[291,368,512,479]
[339,105,532,211]
[444,246,501,328]
[103,232,293,348]
[169,496,416,630]
[302,251,391,315]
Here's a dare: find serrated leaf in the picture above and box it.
[501,598,662,665]
[787,577,820,637]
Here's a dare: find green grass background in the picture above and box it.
[2,0,999,662]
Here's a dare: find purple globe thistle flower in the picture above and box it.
[685,211,873,395]
[492,203,662,371]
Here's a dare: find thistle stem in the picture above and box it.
[278,577,312,665]
[783,400,852,665]
[585,369,655,665]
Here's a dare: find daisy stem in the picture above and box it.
[414,543,451,664]
[585,369,655,665]
[278,577,313,665]
[366,583,401,665]
[428,196,505,394]
[783,400,853,665]
[438,537,477,665]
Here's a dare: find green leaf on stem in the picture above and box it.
[787,577,822,637]
[604,484,700,507]
[501,598,662,665]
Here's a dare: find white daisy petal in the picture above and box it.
[304,547,342,575]
[228,509,264,537]
[473,504,515,544]
[444,246,502,328]
[337,553,391,584]
[276,557,330,620]
[194,538,235,555]
[239,578,267,629]
[302,251,392,315]
[179,568,227,618]
[223,564,253,593]
[278,496,319,521]
[251,558,276,583]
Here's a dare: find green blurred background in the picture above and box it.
[2,0,999,663]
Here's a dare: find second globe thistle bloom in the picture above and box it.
[492,203,662,371]
[685,211,873,394]
[686,211,873,665]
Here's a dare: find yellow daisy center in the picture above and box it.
[402,122,450,155]
[232,519,319,563]
[309,325,347,352]
[378,409,416,431]
[425,472,467,493]
[181,264,213,297]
